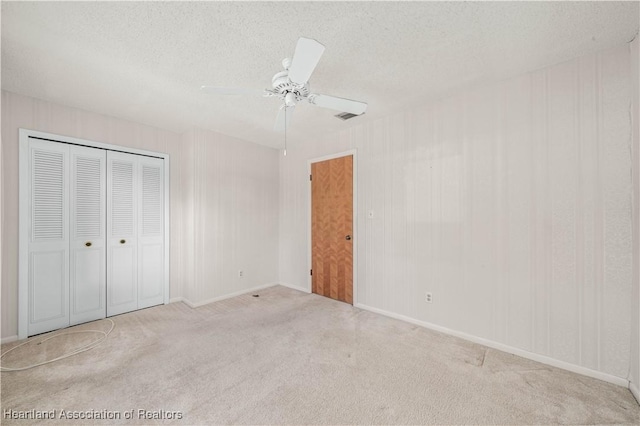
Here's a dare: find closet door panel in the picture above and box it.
[31,251,66,323]
[139,244,163,306]
[71,250,103,316]
[138,158,165,309]
[27,140,70,336]
[106,151,138,316]
[70,146,106,325]
[109,246,137,306]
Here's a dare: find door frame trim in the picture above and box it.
[18,128,171,339]
[307,149,358,305]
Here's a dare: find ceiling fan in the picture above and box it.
[201,37,368,133]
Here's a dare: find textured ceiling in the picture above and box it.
[2,2,638,149]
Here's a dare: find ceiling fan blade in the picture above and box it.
[274,105,295,133]
[200,86,266,96]
[288,37,325,84]
[308,94,368,115]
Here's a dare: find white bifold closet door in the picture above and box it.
[23,136,165,337]
[26,140,106,335]
[107,152,164,316]
[70,145,106,326]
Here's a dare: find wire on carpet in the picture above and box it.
[0,318,115,372]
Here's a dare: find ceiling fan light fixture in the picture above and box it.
[285,92,297,107]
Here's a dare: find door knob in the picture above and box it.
[120,239,126,244]
[345,235,352,241]
[85,241,92,247]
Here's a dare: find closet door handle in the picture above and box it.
[120,239,126,244]
[85,241,92,247]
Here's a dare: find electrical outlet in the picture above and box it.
[425,292,433,303]
[238,270,243,278]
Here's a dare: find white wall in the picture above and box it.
[1,91,280,339]
[179,129,279,305]
[630,35,640,400]
[279,43,634,380]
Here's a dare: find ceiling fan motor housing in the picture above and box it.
[272,69,310,105]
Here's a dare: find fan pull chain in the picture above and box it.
[284,105,287,156]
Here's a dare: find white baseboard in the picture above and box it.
[1,335,18,344]
[278,282,311,293]
[168,283,309,307]
[179,283,278,308]
[630,381,640,405]
[355,303,629,388]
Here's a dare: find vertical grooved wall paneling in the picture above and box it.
[279,44,634,379]
[629,35,639,395]
[184,129,279,303]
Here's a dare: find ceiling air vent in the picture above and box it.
[334,112,360,121]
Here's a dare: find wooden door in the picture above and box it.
[311,155,353,304]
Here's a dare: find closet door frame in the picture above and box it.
[18,129,170,340]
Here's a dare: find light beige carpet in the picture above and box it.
[1,285,639,425]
